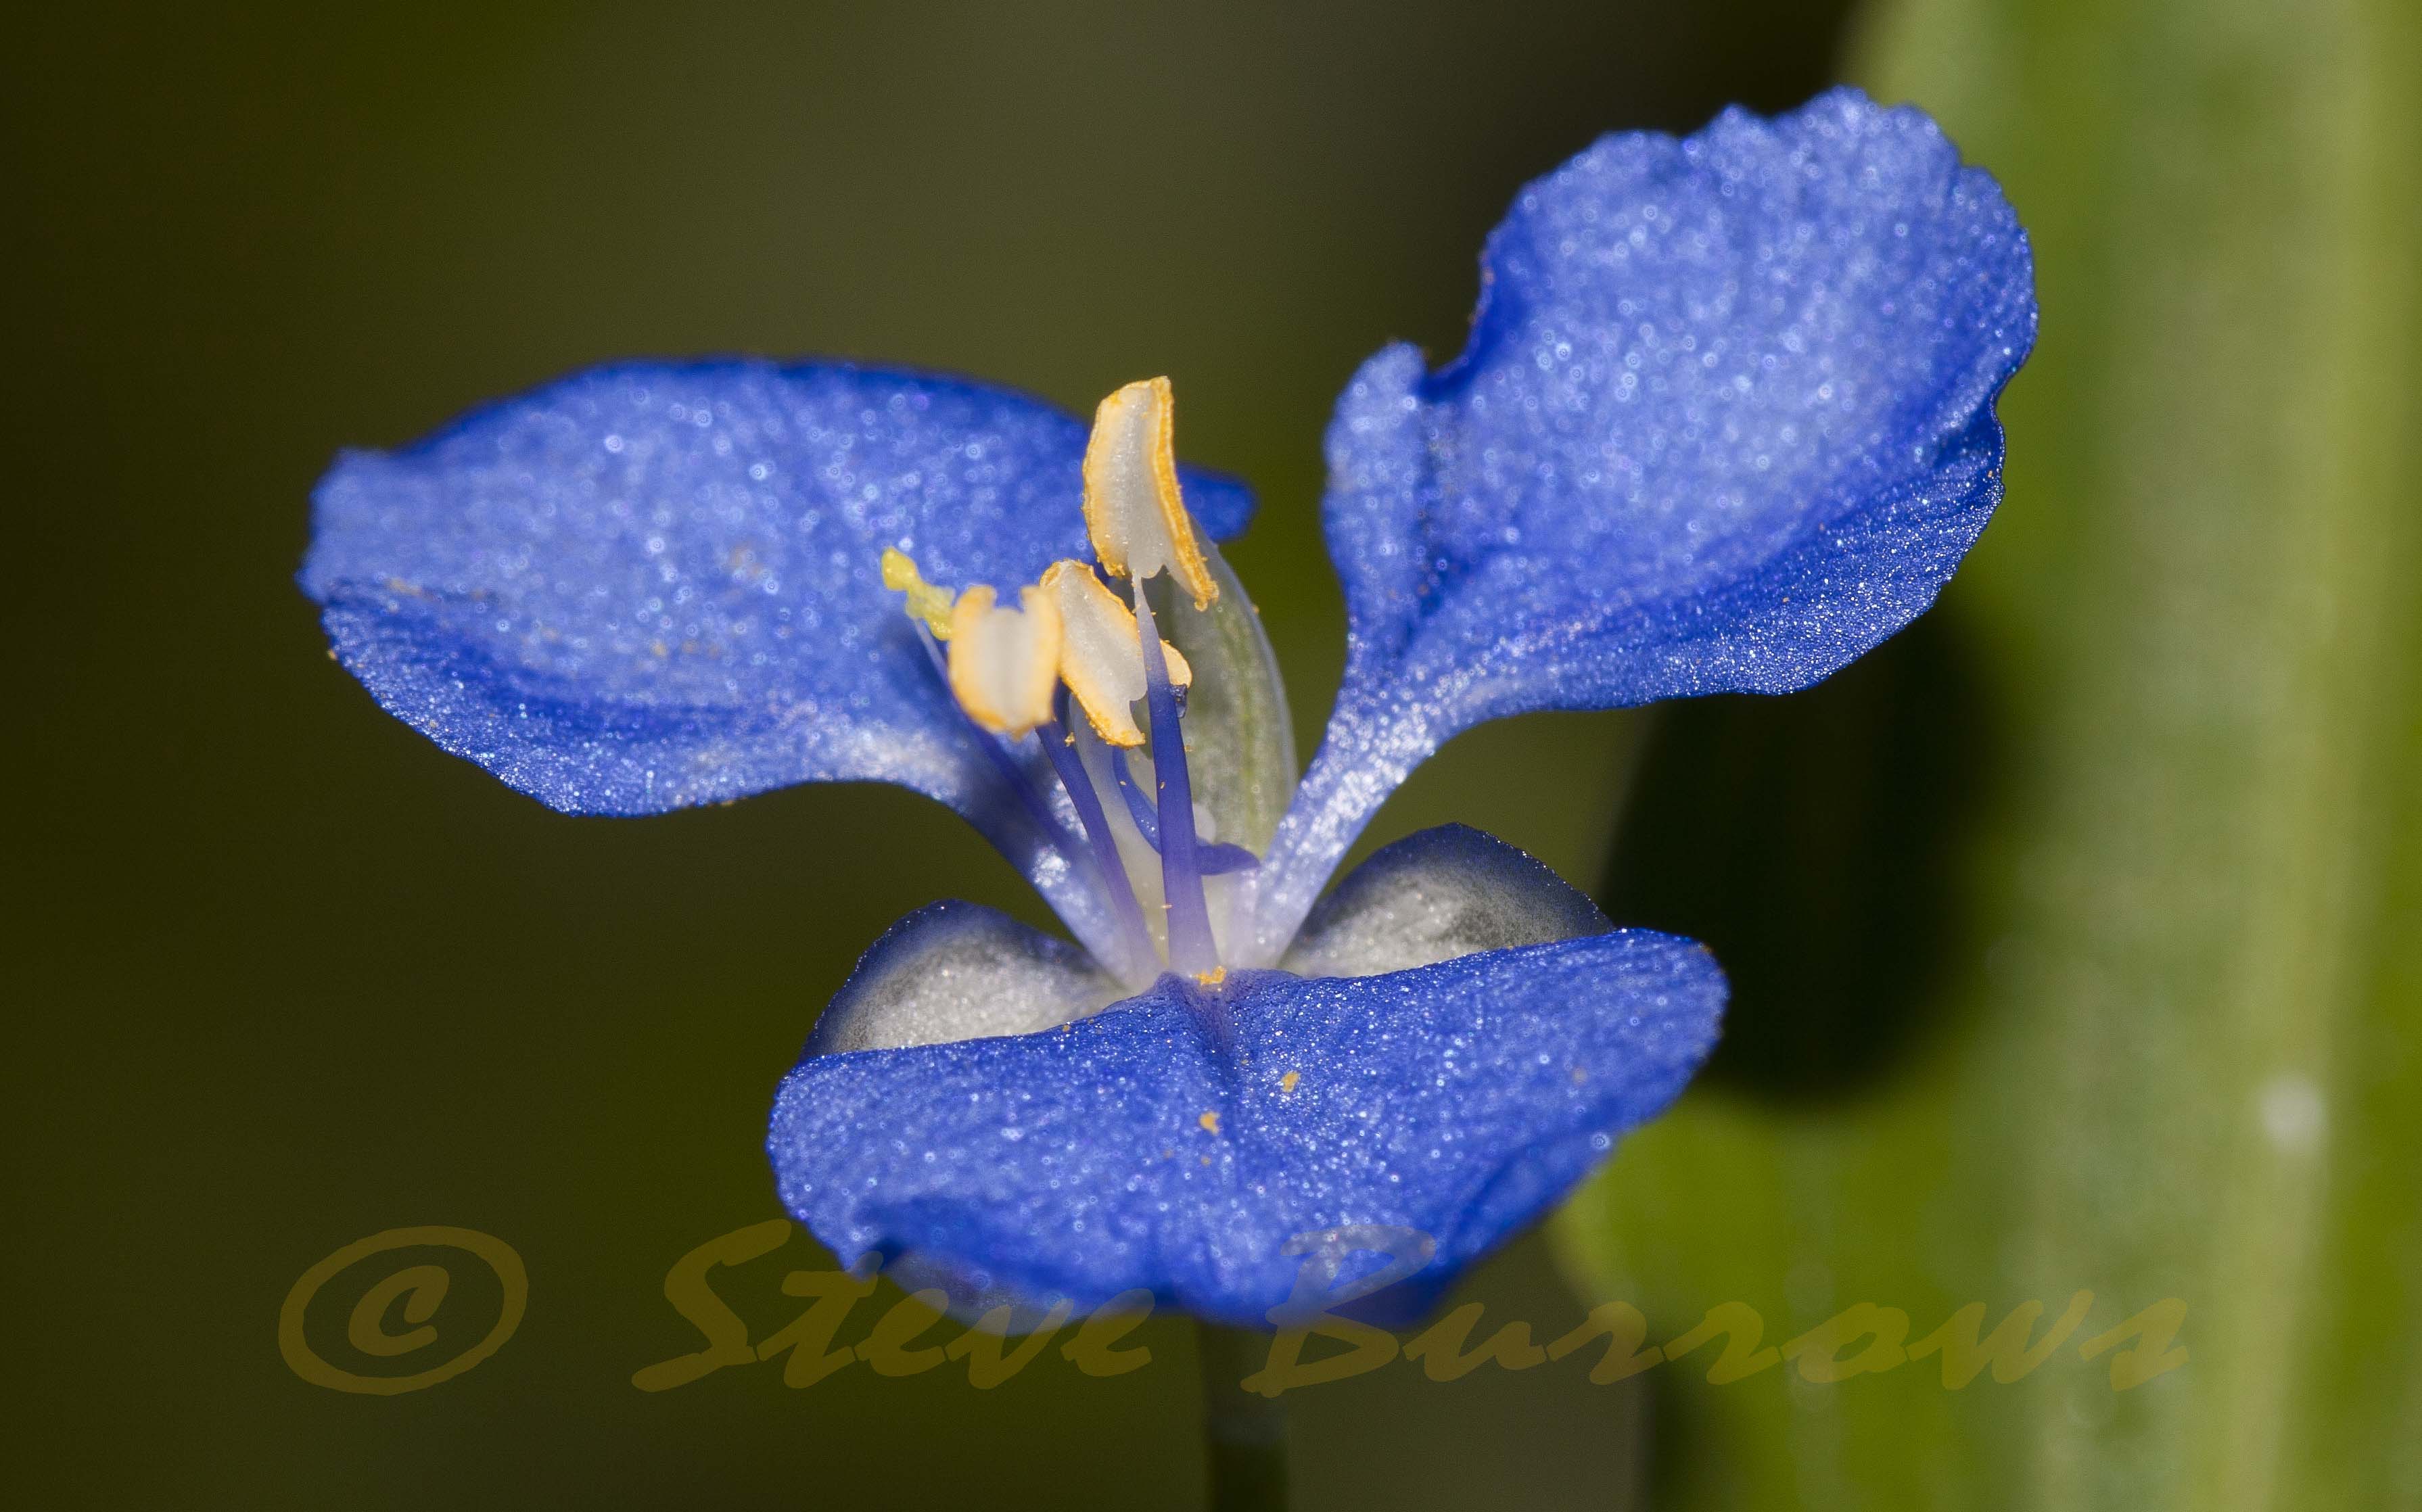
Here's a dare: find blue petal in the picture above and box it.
[767,884,1723,1327]
[300,359,1251,958]
[1255,90,2034,948]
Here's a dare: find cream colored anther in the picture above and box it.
[946,584,1062,738]
[1081,377,1218,609]
[1040,561,1191,747]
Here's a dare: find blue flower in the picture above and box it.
[300,90,2033,1328]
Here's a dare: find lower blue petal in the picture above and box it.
[767,922,1723,1326]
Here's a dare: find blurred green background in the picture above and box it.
[5,1,2415,1509]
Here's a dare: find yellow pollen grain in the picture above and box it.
[1280,1070,1300,1095]
[1194,965,1227,986]
[1198,1111,1221,1135]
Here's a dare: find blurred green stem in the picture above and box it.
[1196,1324,1287,1512]
[1557,1,2422,1509]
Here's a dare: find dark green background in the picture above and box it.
[3,3,1859,1507]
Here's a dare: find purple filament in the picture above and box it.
[1110,749,1259,875]
[1130,584,1220,976]
[1039,692,1157,981]
[1109,747,1161,847]
[908,622,1092,897]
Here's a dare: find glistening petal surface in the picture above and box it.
[1259,89,2034,948]
[767,920,1724,1326]
[300,358,1249,817]
[300,359,1249,957]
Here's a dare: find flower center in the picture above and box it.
[883,379,1296,988]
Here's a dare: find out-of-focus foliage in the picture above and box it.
[1558,0,2422,1506]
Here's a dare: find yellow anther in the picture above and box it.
[1039,560,1191,747]
[881,547,958,640]
[1081,377,1217,609]
[946,584,1063,738]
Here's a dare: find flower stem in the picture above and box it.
[1196,1323,1286,1512]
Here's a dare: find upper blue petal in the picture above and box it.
[1255,89,2034,947]
[300,359,1250,955]
[767,922,1723,1327]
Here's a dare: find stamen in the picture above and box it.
[1081,378,1218,610]
[946,584,1061,739]
[887,559,1144,977]
[913,621,1090,912]
[1040,559,1191,747]
[1133,584,1219,975]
